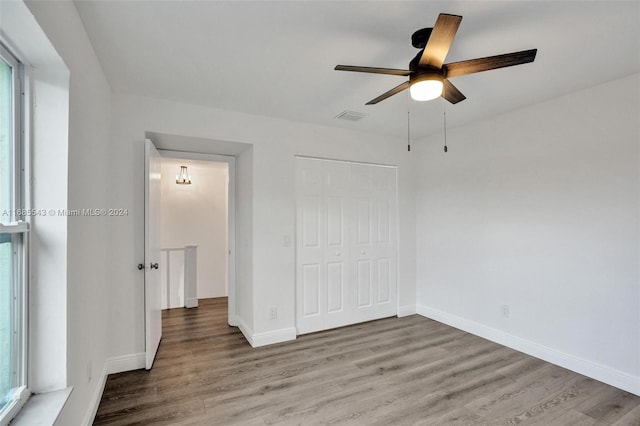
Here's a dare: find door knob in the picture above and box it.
[137,263,145,270]
[150,262,159,270]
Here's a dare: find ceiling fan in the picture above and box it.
[335,13,537,105]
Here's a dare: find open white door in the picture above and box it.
[144,138,162,369]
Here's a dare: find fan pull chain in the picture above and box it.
[443,100,448,153]
[407,110,411,152]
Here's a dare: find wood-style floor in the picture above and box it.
[94,298,640,425]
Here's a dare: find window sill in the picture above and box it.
[10,387,72,426]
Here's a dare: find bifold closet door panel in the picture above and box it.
[350,164,397,323]
[351,164,375,323]
[295,159,324,334]
[323,161,352,330]
[370,165,397,319]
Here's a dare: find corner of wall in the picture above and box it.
[236,315,254,347]
[236,315,296,348]
[81,353,146,424]
[81,362,108,426]
[251,328,297,348]
[397,304,417,317]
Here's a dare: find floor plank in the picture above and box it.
[94,298,640,425]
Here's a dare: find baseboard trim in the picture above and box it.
[236,317,254,346]
[416,304,640,396]
[185,297,198,308]
[236,317,296,348]
[227,316,238,327]
[82,363,107,426]
[397,304,416,317]
[252,327,297,348]
[105,353,146,375]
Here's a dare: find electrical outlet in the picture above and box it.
[501,305,510,318]
[269,306,277,320]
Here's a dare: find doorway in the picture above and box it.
[158,150,237,321]
[143,132,251,367]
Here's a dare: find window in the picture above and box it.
[0,42,28,423]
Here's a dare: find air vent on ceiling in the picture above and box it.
[334,110,367,122]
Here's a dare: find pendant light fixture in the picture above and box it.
[176,165,192,185]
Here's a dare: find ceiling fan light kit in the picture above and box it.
[335,13,537,106]
[409,72,444,101]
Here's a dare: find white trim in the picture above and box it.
[416,304,640,396]
[185,297,198,309]
[235,317,296,348]
[105,353,146,375]
[0,221,29,233]
[397,304,416,317]
[0,42,29,426]
[236,317,254,347]
[394,167,402,324]
[294,155,396,168]
[0,386,29,426]
[82,362,107,426]
[12,388,72,426]
[252,327,297,348]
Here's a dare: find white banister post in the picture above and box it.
[165,250,170,309]
[184,245,198,308]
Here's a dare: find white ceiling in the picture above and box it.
[75,1,640,140]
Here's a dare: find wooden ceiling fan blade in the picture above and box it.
[442,79,466,104]
[444,49,537,78]
[335,65,411,76]
[419,13,462,68]
[366,81,410,105]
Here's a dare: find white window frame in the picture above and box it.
[0,42,30,426]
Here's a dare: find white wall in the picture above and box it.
[160,158,228,299]
[414,73,640,393]
[1,0,70,395]
[20,1,114,424]
[108,92,416,353]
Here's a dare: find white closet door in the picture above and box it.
[370,165,397,319]
[296,159,324,334]
[296,158,397,334]
[350,164,397,323]
[351,164,375,322]
[323,161,351,329]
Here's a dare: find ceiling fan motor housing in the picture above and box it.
[410,69,444,85]
[411,27,433,48]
